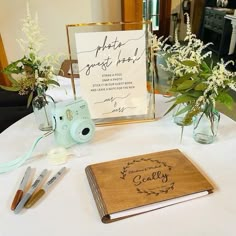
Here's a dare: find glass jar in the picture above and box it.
[173,103,193,143]
[173,103,192,126]
[193,109,220,144]
[32,87,55,131]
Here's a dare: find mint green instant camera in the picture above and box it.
[52,99,95,148]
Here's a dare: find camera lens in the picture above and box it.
[82,128,90,136]
[70,119,95,143]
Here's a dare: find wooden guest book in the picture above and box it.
[85,149,213,223]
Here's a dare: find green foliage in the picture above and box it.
[176,80,195,91]
[164,56,236,126]
[47,80,60,87]
[216,92,234,110]
[194,82,207,91]
[0,4,60,107]
[157,13,236,135]
[0,84,20,92]
[2,58,25,74]
[181,60,198,67]
[27,91,34,108]
[1,55,60,105]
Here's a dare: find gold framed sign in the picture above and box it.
[66,21,155,126]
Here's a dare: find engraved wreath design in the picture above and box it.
[120,158,175,196]
[136,182,175,196]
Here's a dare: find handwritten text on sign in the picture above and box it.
[75,30,147,119]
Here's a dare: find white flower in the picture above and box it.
[202,60,236,106]
[17,2,44,59]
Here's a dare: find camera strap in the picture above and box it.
[0,131,53,174]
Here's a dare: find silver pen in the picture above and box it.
[14,169,48,214]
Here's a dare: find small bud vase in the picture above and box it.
[173,103,193,143]
[32,87,55,131]
[193,109,220,144]
[173,103,192,126]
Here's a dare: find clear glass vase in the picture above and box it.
[32,87,55,131]
[193,110,220,144]
[173,103,192,126]
[172,103,193,143]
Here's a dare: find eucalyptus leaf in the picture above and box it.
[27,91,34,108]
[201,60,211,72]
[194,82,207,91]
[199,72,211,79]
[177,80,195,91]
[8,75,20,86]
[181,60,198,67]
[0,85,20,92]
[187,90,202,98]
[175,94,195,104]
[174,104,192,116]
[163,103,177,116]
[165,96,179,103]
[173,73,195,86]
[47,80,60,87]
[216,92,234,110]
[3,58,24,74]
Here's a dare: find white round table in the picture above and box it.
[0,95,236,236]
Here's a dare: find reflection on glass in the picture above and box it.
[143,0,159,31]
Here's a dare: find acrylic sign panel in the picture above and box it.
[75,30,147,119]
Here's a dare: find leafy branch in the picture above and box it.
[136,182,175,196]
[0,3,60,107]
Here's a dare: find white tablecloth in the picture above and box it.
[0,80,236,236]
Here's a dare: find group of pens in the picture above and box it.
[11,166,67,214]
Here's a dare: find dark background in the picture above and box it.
[206,0,236,8]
